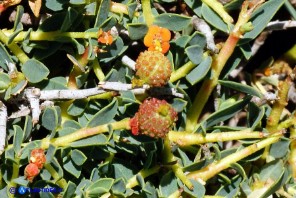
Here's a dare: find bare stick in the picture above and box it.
[266,20,296,31]
[38,82,183,100]
[8,105,31,119]
[40,87,105,100]
[121,55,136,70]
[191,16,218,53]
[24,88,41,125]
[0,101,7,155]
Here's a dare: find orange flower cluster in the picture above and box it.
[25,149,46,182]
[98,29,113,45]
[144,25,171,54]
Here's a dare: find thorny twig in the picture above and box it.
[10,82,183,121]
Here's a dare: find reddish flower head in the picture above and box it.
[132,50,172,87]
[30,148,46,169]
[144,25,171,54]
[24,163,40,182]
[130,98,178,138]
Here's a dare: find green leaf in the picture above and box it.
[94,0,110,28]
[216,176,242,198]
[67,99,88,116]
[23,115,33,141]
[38,12,66,31]
[183,0,202,16]
[85,2,96,15]
[171,98,188,112]
[63,181,77,198]
[60,7,79,32]
[219,80,262,97]
[42,107,59,131]
[240,43,252,60]
[200,96,251,129]
[87,98,118,127]
[38,77,68,90]
[0,44,13,71]
[63,157,82,178]
[112,159,137,181]
[98,37,127,63]
[11,80,27,95]
[127,23,148,40]
[188,31,207,49]
[87,178,114,196]
[159,171,178,197]
[241,0,285,43]
[0,73,11,90]
[8,6,24,44]
[247,103,265,129]
[185,45,203,65]
[100,16,117,31]
[154,14,191,31]
[269,138,290,159]
[70,134,108,147]
[127,2,137,18]
[230,163,247,179]
[183,179,205,198]
[112,178,126,196]
[45,145,56,163]
[71,149,87,166]
[45,0,68,11]
[63,120,81,129]
[186,56,212,85]
[50,158,64,182]
[13,125,24,155]
[248,160,285,198]
[202,3,229,33]
[22,59,50,83]
[224,0,244,11]
[12,176,29,186]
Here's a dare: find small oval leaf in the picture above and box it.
[22,59,49,83]
[186,56,212,85]
[154,13,191,31]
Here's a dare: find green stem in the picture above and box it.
[262,77,292,160]
[7,159,20,198]
[125,165,160,189]
[110,1,129,15]
[92,58,105,82]
[142,0,154,26]
[169,61,196,83]
[185,1,263,132]
[163,137,193,189]
[44,164,67,189]
[187,135,281,182]
[202,0,233,24]
[88,92,115,100]
[2,30,98,42]
[168,190,182,198]
[266,78,292,133]
[40,119,130,149]
[168,129,265,146]
[0,30,29,63]
[289,114,296,178]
